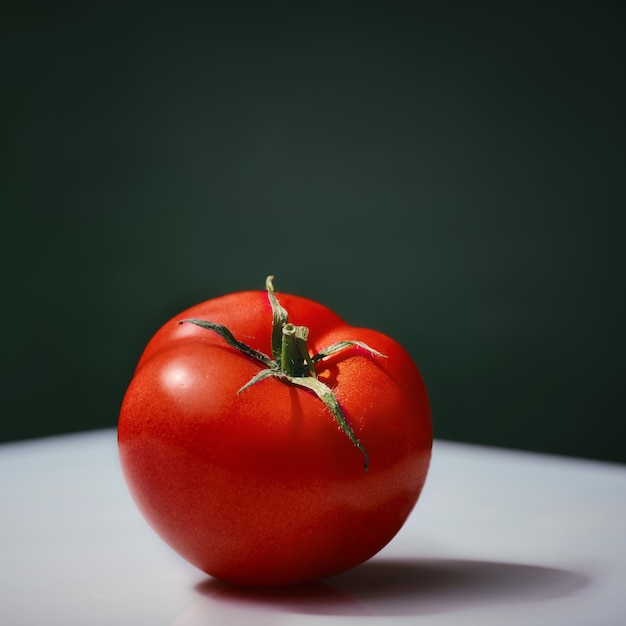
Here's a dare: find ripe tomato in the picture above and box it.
[118,277,432,586]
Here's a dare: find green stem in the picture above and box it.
[280,324,316,378]
[280,323,299,375]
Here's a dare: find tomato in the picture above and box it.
[118,277,432,587]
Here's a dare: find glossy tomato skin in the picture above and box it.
[118,289,432,586]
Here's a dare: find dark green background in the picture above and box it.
[2,2,625,462]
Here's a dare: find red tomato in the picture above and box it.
[118,277,432,586]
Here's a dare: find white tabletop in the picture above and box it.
[1,429,625,625]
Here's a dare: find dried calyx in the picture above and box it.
[179,276,386,471]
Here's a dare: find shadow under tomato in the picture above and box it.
[324,557,589,616]
[193,576,372,617]
[191,557,589,618]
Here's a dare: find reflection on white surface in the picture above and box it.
[0,431,625,626]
